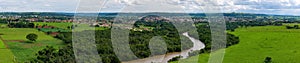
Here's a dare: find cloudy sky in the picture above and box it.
[1,0,300,15]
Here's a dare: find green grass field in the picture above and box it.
[34,22,72,29]
[0,39,5,48]
[34,22,109,31]
[0,28,56,41]
[173,25,300,63]
[0,28,64,62]
[7,40,63,62]
[0,37,14,63]
[0,24,7,28]
[0,49,14,63]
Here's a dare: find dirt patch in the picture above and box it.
[22,43,44,48]
[3,40,25,42]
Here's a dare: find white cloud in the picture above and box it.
[0,0,79,12]
[1,0,300,15]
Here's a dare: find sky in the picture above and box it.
[1,0,300,15]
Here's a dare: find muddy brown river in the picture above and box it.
[122,32,205,63]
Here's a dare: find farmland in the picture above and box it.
[173,25,300,63]
[0,28,57,41]
[34,22,109,32]
[0,34,14,63]
[0,28,64,62]
[0,22,109,62]
[0,49,14,63]
[0,39,5,48]
[34,22,72,29]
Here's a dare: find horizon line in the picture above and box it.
[0,11,299,16]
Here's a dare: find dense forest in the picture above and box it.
[188,22,240,53]
[130,18,193,58]
[30,17,194,63]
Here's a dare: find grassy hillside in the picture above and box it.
[173,25,300,63]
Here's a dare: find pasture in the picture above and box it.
[0,39,5,48]
[34,22,109,31]
[0,28,56,41]
[34,22,72,29]
[0,37,14,63]
[173,25,300,63]
[0,49,14,63]
[0,24,7,28]
[0,28,64,62]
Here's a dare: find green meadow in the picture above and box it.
[0,49,14,63]
[34,22,72,29]
[173,25,300,63]
[34,22,109,31]
[0,39,5,48]
[0,36,14,63]
[0,28,56,41]
[0,28,64,62]
[0,24,7,28]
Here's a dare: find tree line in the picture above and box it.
[8,22,35,28]
[188,22,240,53]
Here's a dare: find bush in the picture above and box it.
[264,57,272,63]
[168,56,182,62]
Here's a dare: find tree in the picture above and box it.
[26,33,38,42]
[286,26,294,29]
[31,45,76,63]
[264,57,272,63]
[34,46,57,62]
[294,25,299,29]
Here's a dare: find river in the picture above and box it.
[122,32,205,63]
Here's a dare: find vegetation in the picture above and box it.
[32,16,194,63]
[0,28,64,62]
[30,45,75,63]
[168,56,182,62]
[33,22,72,29]
[130,19,193,58]
[0,39,5,48]
[38,28,71,33]
[188,22,240,53]
[264,57,272,63]
[173,25,300,63]
[2,12,300,63]
[0,38,15,63]
[0,28,56,41]
[0,24,7,28]
[225,21,283,31]
[0,49,14,63]
[8,22,35,28]
[286,25,299,29]
[26,33,38,42]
